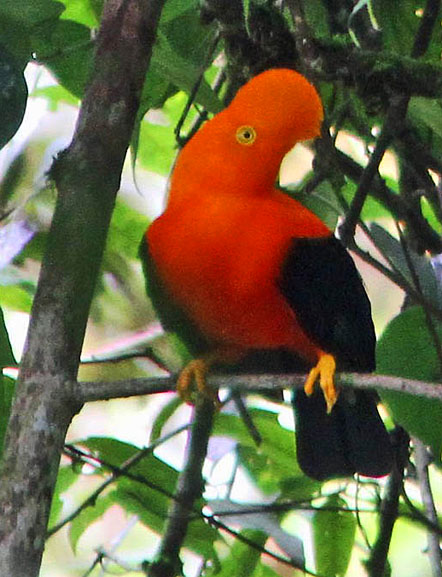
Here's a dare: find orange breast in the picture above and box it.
[148,191,330,362]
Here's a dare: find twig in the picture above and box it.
[335,148,442,254]
[402,486,442,537]
[339,97,409,245]
[46,424,190,538]
[147,397,216,577]
[174,31,220,146]
[75,372,442,404]
[411,0,441,59]
[413,438,442,577]
[365,427,410,577]
[315,40,442,98]
[206,515,320,575]
[339,0,442,245]
[396,221,442,375]
[231,391,262,446]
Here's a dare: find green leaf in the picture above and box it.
[0,0,64,65]
[0,45,28,150]
[0,375,15,458]
[152,34,222,114]
[303,0,330,38]
[104,199,149,262]
[113,480,218,558]
[214,409,310,495]
[137,118,177,175]
[150,396,182,443]
[33,19,93,98]
[371,0,420,54]
[74,437,217,553]
[59,0,100,28]
[160,0,200,24]
[342,180,391,221]
[210,499,305,566]
[312,495,356,577]
[32,84,79,111]
[370,223,442,308]
[0,284,34,312]
[48,465,80,528]
[0,0,64,28]
[0,307,16,368]
[291,180,341,231]
[377,306,442,457]
[210,528,267,577]
[69,494,114,552]
[79,437,179,494]
[409,97,442,141]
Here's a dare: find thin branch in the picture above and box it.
[206,516,319,576]
[315,40,442,99]
[411,0,441,59]
[365,427,410,577]
[339,0,442,245]
[339,96,409,245]
[402,485,442,537]
[335,148,442,254]
[396,221,442,375]
[47,423,190,538]
[147,397,216,577]
[75,372,442,404]
[413,438,442,577]
[174,31,221,146]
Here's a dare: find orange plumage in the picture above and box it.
[147,69,328,364]
[142,68,392,480]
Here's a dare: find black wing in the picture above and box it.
[279,236,392,480]
[278,235,376,371]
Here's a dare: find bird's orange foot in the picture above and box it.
[304,353,338,414]
[176,358,220,408]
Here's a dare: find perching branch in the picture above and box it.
[75,371,442,404]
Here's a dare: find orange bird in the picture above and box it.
[141,69,392,480]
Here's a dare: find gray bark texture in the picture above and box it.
[0,1,165,574]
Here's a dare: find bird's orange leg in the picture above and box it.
[304,352,338,414]
[177,348,243,408]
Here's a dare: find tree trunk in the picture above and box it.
[0,1,165,574]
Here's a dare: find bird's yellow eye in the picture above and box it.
[236,125,257,146]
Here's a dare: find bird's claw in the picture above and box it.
[304,353,338,414]
[177,358,221,408]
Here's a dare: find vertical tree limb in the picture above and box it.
[0,1,165,575]
[413,439,442,577]
[365,428,410,577]
[147,398,216,577]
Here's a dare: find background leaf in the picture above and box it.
[0,46,28,150]
[377,306,442,458]
[312,495,356,577]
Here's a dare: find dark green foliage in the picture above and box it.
[0,46,27,150]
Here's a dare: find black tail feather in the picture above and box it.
[292,389,393,481]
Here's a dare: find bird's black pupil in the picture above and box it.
[244,131,251,139]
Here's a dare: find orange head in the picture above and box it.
[169,68,323,203]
